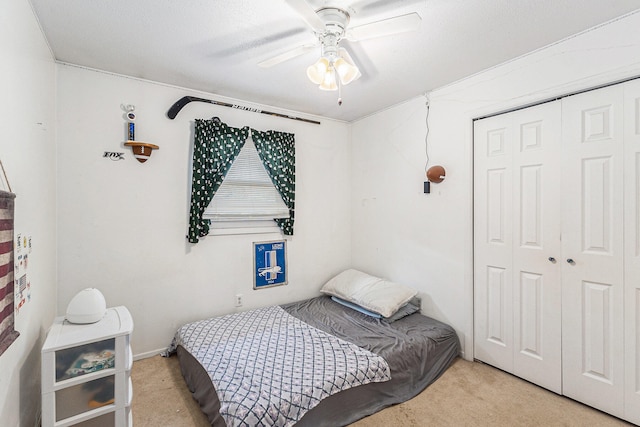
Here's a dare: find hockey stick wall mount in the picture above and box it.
[167,96,321,125]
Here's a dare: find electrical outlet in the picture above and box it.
[235,294,243,307]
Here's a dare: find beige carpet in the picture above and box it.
[131,355,633,426]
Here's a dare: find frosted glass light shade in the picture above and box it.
[306,57,330,85]
[336,48,361,85]
[335,58,360,85]
[319,68,337,91]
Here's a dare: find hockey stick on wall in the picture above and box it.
[167,96,321,125]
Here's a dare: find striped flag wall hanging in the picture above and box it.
[0,190,19,356]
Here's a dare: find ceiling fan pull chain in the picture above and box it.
[337,75,343,106]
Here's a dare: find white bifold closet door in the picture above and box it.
[474,101,563,394]
[474,81,640,424]
[624,78,640,423]
[560,84,625,415]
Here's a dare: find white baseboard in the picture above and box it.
[133,348,167,361]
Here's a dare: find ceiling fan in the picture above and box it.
[259,0,422,95]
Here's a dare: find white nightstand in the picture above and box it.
[41,306,134,426]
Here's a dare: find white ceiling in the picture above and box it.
[29,0,640,122]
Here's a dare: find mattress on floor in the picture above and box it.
[173,295,460,426]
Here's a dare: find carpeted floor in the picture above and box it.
[131,355,633,426]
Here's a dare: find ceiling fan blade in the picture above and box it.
[284,0,325,32]
[346,12,422,41]
[258,44,316,68]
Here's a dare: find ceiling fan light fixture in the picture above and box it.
[263,4,424,98]
[307,47,360,89]
[306,57,330,85]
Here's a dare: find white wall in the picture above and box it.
[351,10,640,359]
[351,96,470,353]
[0,0,57,425]
[56,65,353,357]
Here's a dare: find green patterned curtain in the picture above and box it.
[251,129,296,235]
[188,119,249,243]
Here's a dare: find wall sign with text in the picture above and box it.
[253,240,287,289]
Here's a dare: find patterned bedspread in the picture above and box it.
[168,305,391,426]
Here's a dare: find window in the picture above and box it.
[187,119,295,243]
[204,136,288,235]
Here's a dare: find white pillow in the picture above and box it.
[320,269,418,318]
[320,269,381,298]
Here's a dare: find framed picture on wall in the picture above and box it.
[253,240,287,289]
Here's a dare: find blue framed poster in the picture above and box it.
[253,240,287,289]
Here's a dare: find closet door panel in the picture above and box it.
[474,115,514,371]
[561,84,625,417]
[511,103,562,393]
[474,102,562,393]
[624,78,640,425]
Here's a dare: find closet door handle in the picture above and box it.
[548,257,556,263]
[567,258,575,265]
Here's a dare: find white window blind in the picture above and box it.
[203,136,289,222]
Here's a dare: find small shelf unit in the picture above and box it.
[41,306,134,427]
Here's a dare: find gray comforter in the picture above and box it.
[174,295,460,426]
